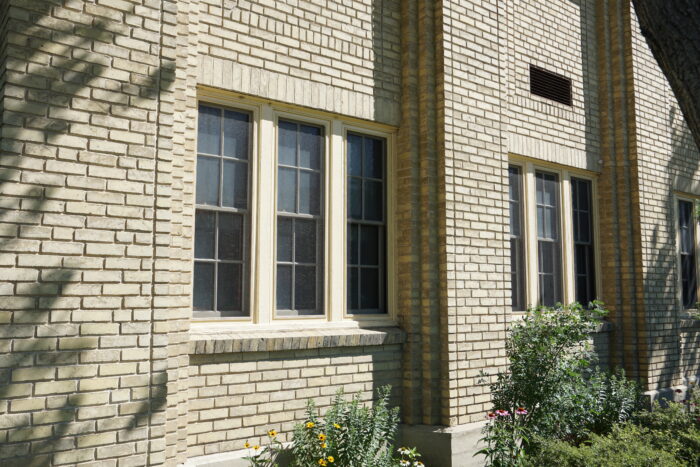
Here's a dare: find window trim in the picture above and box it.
[675,194,700,311]
[193,88,396,329]
[510,155,601,310]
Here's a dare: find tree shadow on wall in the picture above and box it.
[0,1,173,464]
[640,105,700,398]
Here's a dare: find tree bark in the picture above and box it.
[631,0,700,151]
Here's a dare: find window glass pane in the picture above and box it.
[348,134,363,176]
[347,133,387,315]
[193,262,214,310]
[348,223,359,265]
[364,180,383,221]
[196,156,220,206]
[679,200,697,308]
[223,109,249,160]
[276,119,325,317]
[217,263,242,312]
[364,137,383,179]
[295,219,317,264]
[278,167,297,213]
[277,217,293,263]
[295,266,316,310]
[194,210,215,259]
[276,265,293,310]
[299,171,321,215]
[279,120,297,166]
[349,178,363,220]
[510,237,525,310]
[198,105,221,155]
[360,224,379,266]
[572,178,595,305]
[360,267,379,309]
[299,125,321,170]
[348,267,359,310]
[218,213,243,261]
[536,172,562,307]
[222,160,248,209]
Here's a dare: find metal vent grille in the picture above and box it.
[529,65,572,106]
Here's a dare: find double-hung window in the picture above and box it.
[194,105,251,317]
[193,96,394,325]
[677,197,698,309]
[508,159,598,310]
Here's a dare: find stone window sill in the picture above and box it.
[188,326,406,355]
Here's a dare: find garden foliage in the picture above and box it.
[479,302,642,465]
[290,385,400,467]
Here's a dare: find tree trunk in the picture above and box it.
[631,0,700,151]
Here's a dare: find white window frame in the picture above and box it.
[674,194,700,311]
[193,89,396,329]
[510,156,601,309]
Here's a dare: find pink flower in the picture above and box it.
[495,409,510,417]
[515,407,528,415]
[486,412,497,420]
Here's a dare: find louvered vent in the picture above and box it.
[529,65,572,106]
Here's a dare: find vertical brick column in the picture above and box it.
[396,0,447,426]
[0,1,191,464]
[595,0,648,383]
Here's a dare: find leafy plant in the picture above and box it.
[479,302,642,465]
[243,430,284,467]
[477,408,530,467]
[524,423,685,467]
[290,385,400,467]
[396,446,424,466]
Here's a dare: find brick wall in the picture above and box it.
[505,0,600,171]
[196,0,401,125]
[440,0,510,425]
[629,2,700,389]
[187,344,402,457]
[0,1,189,464]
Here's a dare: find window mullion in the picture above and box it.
[255,104,276,324]
[524,163,538,308]
[329,120,344,321]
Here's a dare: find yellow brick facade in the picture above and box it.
[0,1,698,466]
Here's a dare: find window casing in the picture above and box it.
[193,93,395,327]
[508,159,600,310]
[677,197,699,310]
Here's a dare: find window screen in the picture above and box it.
[509,166,526,311]
[276,120,325,316]
[571,178,596,306]
[535,171,563,306]
[347,133,386,314]
[679,200,697,309]
[193,104,251,317]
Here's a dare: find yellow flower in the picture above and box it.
[328,456,335,463]
[318,433,326,441]
[306,421,315,428]
[321,442,327,449]
[253,445,260,450]
[333,423,341,429]
[268,429,277,437]
[318,459,327,466]
[244,441,250,448]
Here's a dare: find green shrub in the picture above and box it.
[633,401,700,465]
[525,424,685,467]
[480,302,642,466]
[290,386,400,467]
